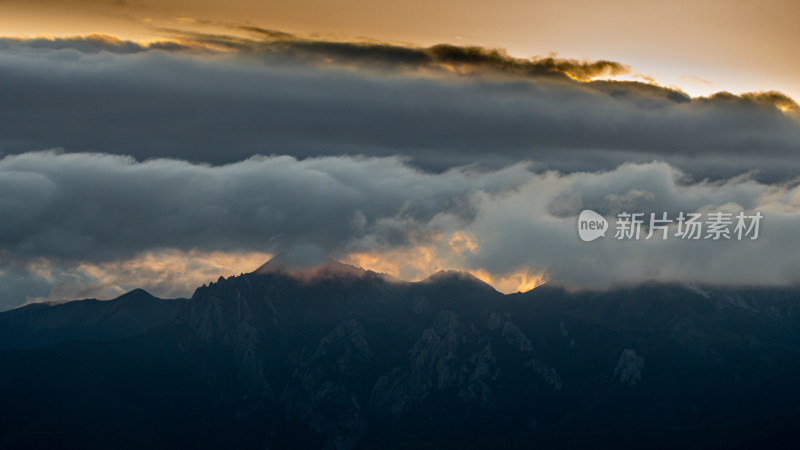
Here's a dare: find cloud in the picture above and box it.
[157,27,630,80]
[1,30,800,308]
[0,151,530,264]
[2,151,800,309]
[680,74,714,86]
[0,34,188,54]
[0,32,798,181]
[455,162,800,289]
[740,91,800,114]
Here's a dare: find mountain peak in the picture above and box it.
[115,288,156,301]
[253,247,365,280]
[421,270,497,291]
[259,244,331,270]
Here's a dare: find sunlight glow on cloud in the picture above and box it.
[23,249,273,304]
[340,231,547,294]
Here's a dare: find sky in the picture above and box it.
[2,0,799,100]
[0,0,799,309]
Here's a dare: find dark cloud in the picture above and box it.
[0,151,529,263]
[0,35,798,181]
[740,91,799,115]
[0,34,188,54]
[161,27,630,81]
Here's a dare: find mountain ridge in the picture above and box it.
[2,261,800,449]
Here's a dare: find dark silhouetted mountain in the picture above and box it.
[1,262,800,449]
[0,288,186,350]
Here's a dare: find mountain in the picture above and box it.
[1,261,800,449]
[0,288,186,350]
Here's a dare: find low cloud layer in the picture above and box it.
[1,151,799,309]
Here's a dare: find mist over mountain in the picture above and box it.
[2,258,799,449]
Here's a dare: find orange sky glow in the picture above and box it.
[2,0,799,100]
